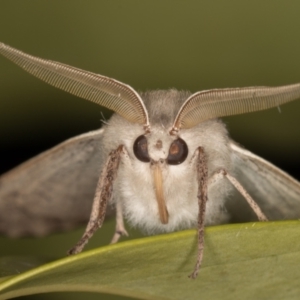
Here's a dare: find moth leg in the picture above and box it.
[189,147,208,279]
[110,200,129,244]
[68,145,124,255]
[208,169,268,221]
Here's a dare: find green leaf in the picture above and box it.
[0,257,53,278]
[0,221,300,300]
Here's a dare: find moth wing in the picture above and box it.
[227,141,300,222]
[0,129,110,237]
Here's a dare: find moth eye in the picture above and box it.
[167,138,188,165]
[133,135,150,163]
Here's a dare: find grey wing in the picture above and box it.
[0,129,110,237]
[226,141,300,222]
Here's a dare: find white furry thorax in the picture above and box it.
[102,90,234,234]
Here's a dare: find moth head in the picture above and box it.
[130,90,190,165]
[131,127,189,225]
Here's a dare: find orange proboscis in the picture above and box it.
[153,164,169,224]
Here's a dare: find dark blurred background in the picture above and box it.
[0,1,299,299]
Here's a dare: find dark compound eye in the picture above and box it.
[167,138,188,165]
[133,135,150,163]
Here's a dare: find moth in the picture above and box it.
[0,42,300,279]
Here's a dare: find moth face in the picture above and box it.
[131,126,189,225]
[133,131,188,165]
